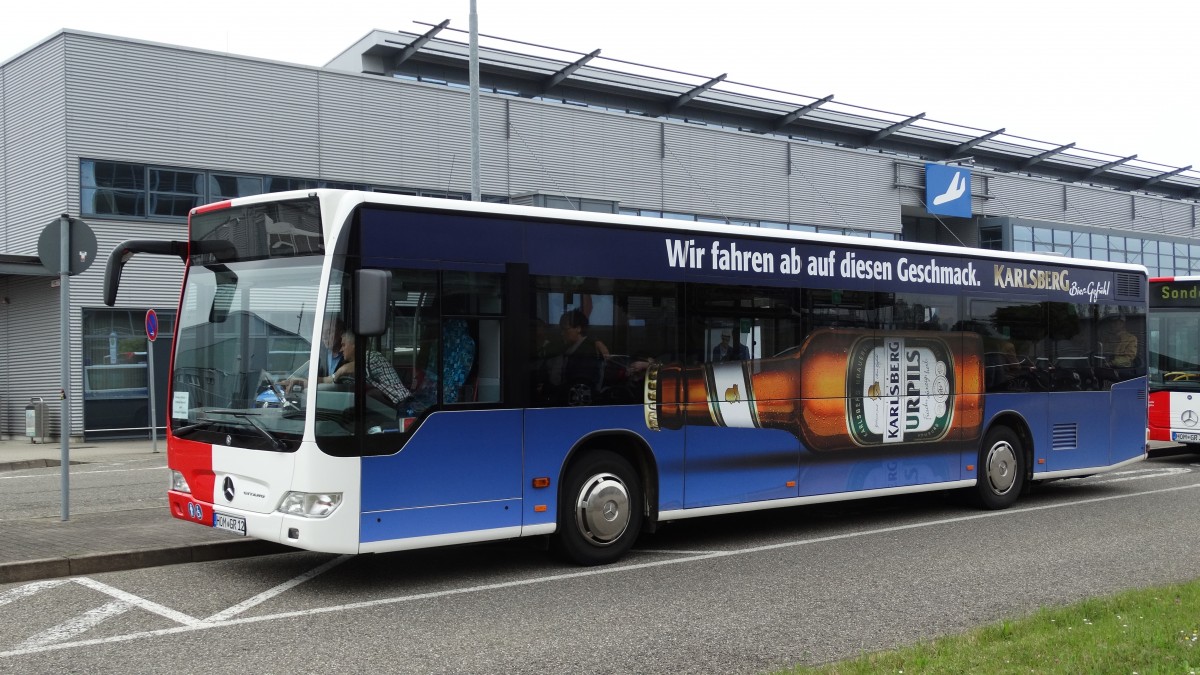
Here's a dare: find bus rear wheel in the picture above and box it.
[553,450,643,566]
[973,426,1025,509]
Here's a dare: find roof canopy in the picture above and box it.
[327,22,1200,202]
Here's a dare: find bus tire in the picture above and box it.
[553,450,643,566]
[973,426,1025,510]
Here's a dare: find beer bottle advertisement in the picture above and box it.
[845,334,955,446]
[644,328,985,453]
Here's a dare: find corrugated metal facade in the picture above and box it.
[64,35,321,178]
[789,144,900,231]
[508,103,661,206]
[2,36,68,252]
[0,35,71,436]
[0,30,1197,437]
[663,124,789,222]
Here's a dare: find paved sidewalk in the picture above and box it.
[0,437,290,585]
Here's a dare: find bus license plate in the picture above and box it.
[1172,431,1200,443]
[213,512,247,536]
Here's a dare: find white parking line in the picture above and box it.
[4,480,1200,659]
[0,467,164,481]
[17,600,130,649]
[204,555,351,622]
[1084,467,1192,483]
[0,580,68,607]
[73,577,203,627]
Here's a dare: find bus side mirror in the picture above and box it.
[354,269,390,337]
[103,239,188,306]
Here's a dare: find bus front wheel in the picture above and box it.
[554,450,643,566]
[974,426,1025,510]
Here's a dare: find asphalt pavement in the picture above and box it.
[1,434,1182,588]
[0,436,289,585]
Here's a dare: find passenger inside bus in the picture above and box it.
[410,318,477,412]
[330,332,411,408]
[318,317,345,378]
[712,331,749,361]
[285,330,411,431]
[544,308,609,406]
[1099,315,1138,368]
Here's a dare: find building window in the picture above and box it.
[81,160,147,217]
[1070,231,1089,257]
[81,160,202,219]
[149,168,204,217]
[997,219,1200,276]
[320,180,372,191]
[662,212,695,221]
[82,308,177,437]
[266,177,318,193]
[979,226,1003,250]
[209,174,264,201]
[419,190,466,200]
[77,157,896,243]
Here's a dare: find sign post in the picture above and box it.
[59,216,71,520]
[146,309,159,453]
[39,214,96,521]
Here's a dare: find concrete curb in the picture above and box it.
[0,540,294,585]
[0,459,74,473]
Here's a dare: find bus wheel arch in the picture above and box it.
[973,414,1033,509]
[554,433,657,565]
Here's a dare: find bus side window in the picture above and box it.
[440,271,504,405]
[404,271,505,410]
[470,318,502,403]
[410,319,474,411]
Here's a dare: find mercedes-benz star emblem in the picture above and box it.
[603,501,619,521]
[223,476,235,502]
[1182,410,1199,428]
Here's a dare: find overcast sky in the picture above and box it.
[4,0,1198,173]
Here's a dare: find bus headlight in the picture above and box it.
[170,470,191,494]
[277,492,342,518]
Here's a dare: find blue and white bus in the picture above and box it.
[104,190,1149,565]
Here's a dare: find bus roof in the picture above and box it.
[209,188,1149,277]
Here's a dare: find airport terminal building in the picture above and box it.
[1,24,1198,439]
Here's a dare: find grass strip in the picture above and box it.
[785,579,1200,674]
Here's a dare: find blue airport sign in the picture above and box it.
[925,163,972,218]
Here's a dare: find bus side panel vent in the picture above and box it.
[1052,423,1079,451]
[1115,272,1144,300]
[1137,389,1146,402]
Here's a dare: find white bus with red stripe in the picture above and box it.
[1148,276,1200,449]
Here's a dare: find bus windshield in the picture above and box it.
[170,197,325,450]
[1149,308,1200,391]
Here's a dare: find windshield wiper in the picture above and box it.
[218,410,288,451]
[173,418,221,437]
[177,409,288,451]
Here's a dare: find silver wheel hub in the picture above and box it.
[575,472,630,546]
[985,441,1017,495]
